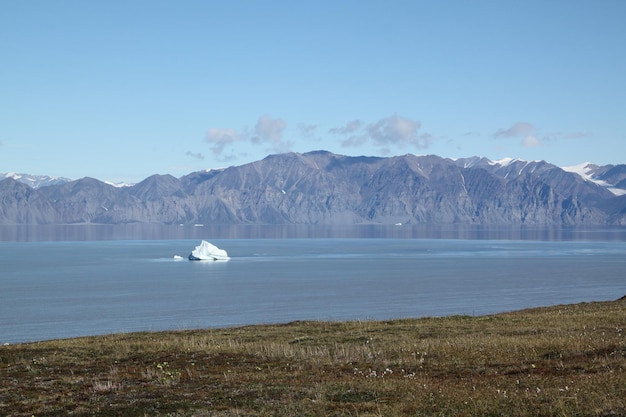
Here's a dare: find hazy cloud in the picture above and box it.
[205,127,244,156]
[252,115,287,147]
[368,114,429,149]
[185,151,205,160]
[297,123,318,139]
[332,114,431,151]
[204,115,292,159]
[340,134,368,147]
[521,135,543,148]
[329,120,366,148]
[562,131,590,140]
[420,133,436,145]
[329,120,363,135]
[493,122,535,138]
[494,121,547,148]
[206,114,433,159]
[493,123,590,149]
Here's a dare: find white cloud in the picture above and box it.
[493,122,535,138]
[521,135,543,148]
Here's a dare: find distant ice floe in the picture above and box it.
[188,240,230,261]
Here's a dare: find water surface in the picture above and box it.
[2,233,625,344]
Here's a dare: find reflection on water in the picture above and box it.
[1,223,626,242]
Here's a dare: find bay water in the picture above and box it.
[1,225,625,344]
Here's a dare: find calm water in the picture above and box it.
[1,225,625,344]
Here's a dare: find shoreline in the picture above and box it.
[4,296,625,346]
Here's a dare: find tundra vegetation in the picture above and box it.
[1,300,624,416]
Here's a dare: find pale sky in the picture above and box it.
[1,1,625,183]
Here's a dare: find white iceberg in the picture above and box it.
[188,240,230,261]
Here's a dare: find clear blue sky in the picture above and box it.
[2,1,625,183]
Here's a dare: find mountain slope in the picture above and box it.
[0,178,63,224]
[1,151,625,225]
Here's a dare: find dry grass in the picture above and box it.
[1,300,625,416]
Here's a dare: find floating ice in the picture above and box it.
[188,240,230,261]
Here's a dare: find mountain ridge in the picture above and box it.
[2,151,626,225]
[1,172,73,189]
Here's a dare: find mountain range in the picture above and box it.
[2,151,626,225]
[1,172,73,189]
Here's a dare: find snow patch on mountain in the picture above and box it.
[490,157,516,167]
[104,180,134,188]
[1,172,72,189]
[562,163,626,196]
[561,162,598,178]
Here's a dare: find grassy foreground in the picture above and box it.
[1,300,625,417]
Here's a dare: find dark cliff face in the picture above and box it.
[1,151,625,225]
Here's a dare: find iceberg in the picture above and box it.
[188,240,230,261]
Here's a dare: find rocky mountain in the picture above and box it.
[2,151,626,225]
[0,178,64,224]
[1,172,72,189]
